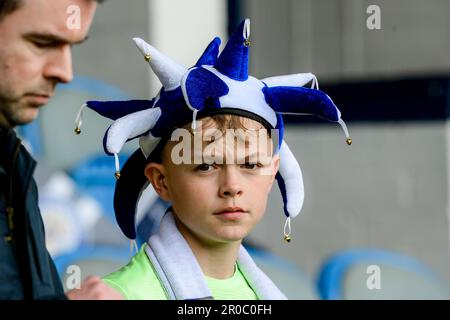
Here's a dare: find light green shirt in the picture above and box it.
[103,244,258,300]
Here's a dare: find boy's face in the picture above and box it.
[145,117,279,245]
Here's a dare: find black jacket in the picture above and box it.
[0,127,66,299]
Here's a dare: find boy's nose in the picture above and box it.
[220,185,243,198]
[219,168,243,198]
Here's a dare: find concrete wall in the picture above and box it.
[71,0,151,98]
[245,0,450,81]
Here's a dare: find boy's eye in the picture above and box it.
[243,162,262,170]
[196,164,215,172]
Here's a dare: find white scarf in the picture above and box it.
[145,210,287,300]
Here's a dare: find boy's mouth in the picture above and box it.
[214,207,247,220]
[215,207,245,214]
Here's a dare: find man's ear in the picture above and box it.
[144,162,171,201]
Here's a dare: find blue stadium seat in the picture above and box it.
[317,248,450,300]
[70,153,130,223]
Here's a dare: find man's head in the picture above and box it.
[0,0,100,128]
[144,114,279,244]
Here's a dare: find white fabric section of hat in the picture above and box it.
[261,73,317,87]
[278,141,304,218]
[105,107,162,155]
[133,37,187,91]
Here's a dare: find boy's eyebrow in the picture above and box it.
[198,152,272,164]
[244,152,272,161]
[24,32,89,45]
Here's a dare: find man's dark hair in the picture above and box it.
[0,0,22,21]
[0,0,105,22]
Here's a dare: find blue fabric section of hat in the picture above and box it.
[263,86,340,122]
[195,37,221,66]
[185,67,229,110]
[151,87,192,137]
[102,126,113,156]
[215,20,248,81]
[113,149,148,239]
[275,172,289,218]
[275,113,284,155]
[87,99,155,120]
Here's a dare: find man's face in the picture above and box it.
[0,0,97,128]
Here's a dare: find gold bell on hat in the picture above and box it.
[284,235,291,243]
[346,138,352,145]
[74,127,81,135]
[115,171,121,180]
[144,54,151,62]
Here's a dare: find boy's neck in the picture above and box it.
[190,239,241,280]
[174,217,241,279]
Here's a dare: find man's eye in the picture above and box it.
[197,164,215,171]
[32,41,51,48]
[32,40,60,49]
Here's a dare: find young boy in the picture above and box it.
[76,19,351,300]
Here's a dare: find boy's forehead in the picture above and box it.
[202,128,271,146]
[196,119,273,149]
[165,126,274,165]
[199,115,266,130]
[202,126,268,141]
[161,115,277,165]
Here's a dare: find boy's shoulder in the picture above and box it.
[102,244,167,300]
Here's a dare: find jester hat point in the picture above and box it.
[75,19,351,240]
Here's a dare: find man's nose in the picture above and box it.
[43,45,73,84]
[219,167,243,198]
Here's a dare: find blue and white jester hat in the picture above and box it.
[74,19,351,242]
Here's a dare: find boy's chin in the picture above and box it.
[214,230,249,243]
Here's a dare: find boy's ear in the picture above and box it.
[273,155,280,175]
[265,155,280,192]
[144,162,171,201]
